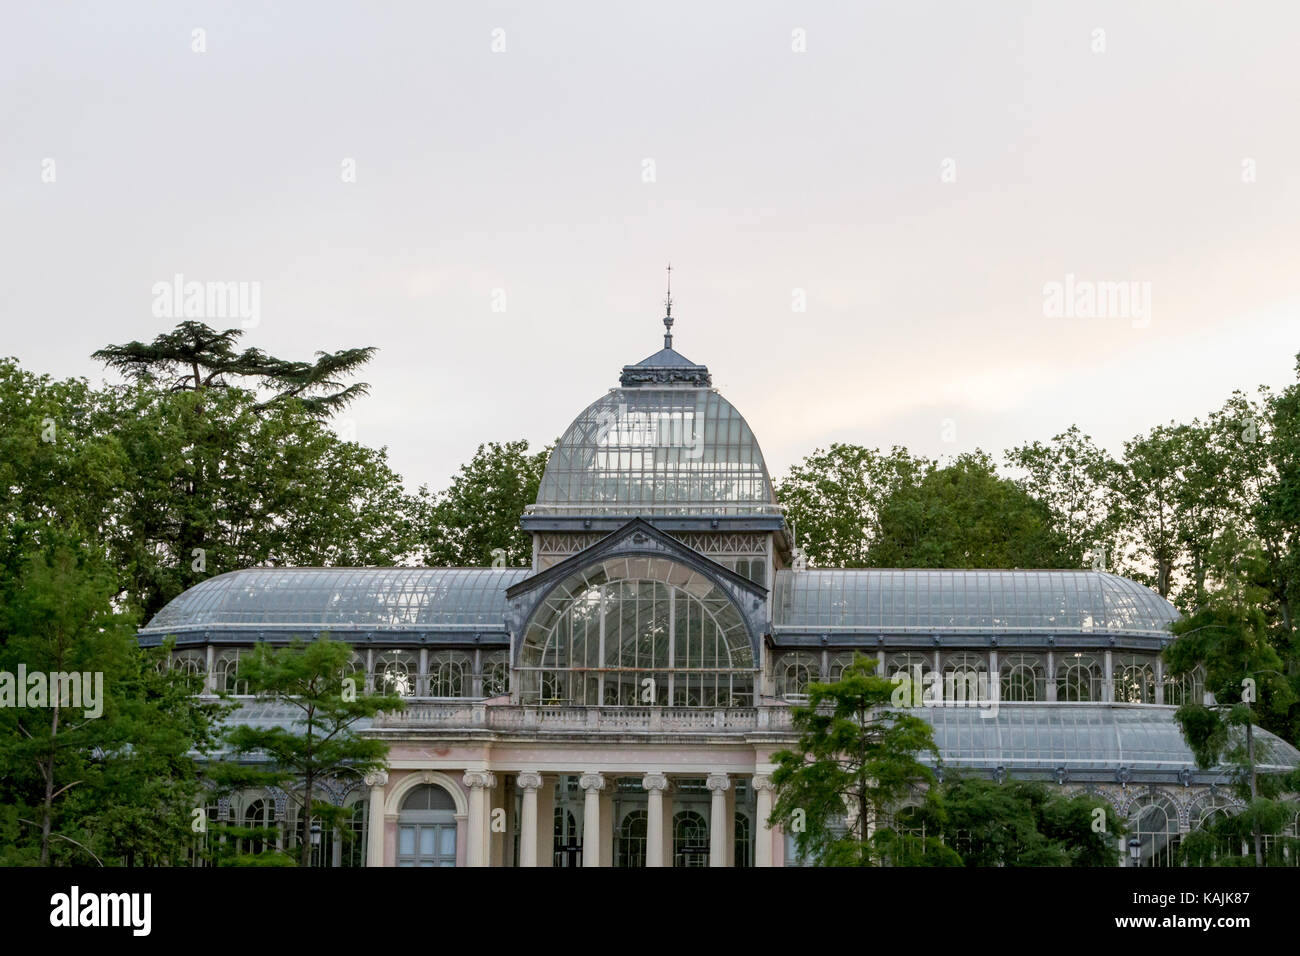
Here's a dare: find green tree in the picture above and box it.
[768,653,960,866]
[104,385,418,619]
[417,440,549,567]
[872,451,1072,569]
[913,776,1120,867]
[94,320,376,417]
[0,543,134,864]
[1165,604,1297,864]
[1005,425,1120,570]
[1113,425,1185,599]
[208,637,402,867]
[776,444,930,568]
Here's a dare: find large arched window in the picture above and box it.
[1057,653,1103,702]
[887,653,935,705]
[375,650,418,698]
[428,651,472,698]
[1000,653,1045,701]
[215,652,248,696]
[941,652,988,704]
[1113,654,1156,703]
[519,557,755,707]
[673,810,709,868]
[397,785,457,867]
[1129,796,1180,867]
[241,798,274,856]
[776,651,818,700]
[617,810,648,868]
[482,651,510,697]
[1163,665,1204,707]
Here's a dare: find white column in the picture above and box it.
[753,774,775,868]
[517,772,543,867]
[643,773,668,867]
[707,773,730,867]
[1103,649,1114,702]
[579,772,605,867]
[462,771,496,867]
[204,645,216,696]
[364,770,388,867]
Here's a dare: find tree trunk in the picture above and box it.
[1246,720,1263,866]
[39,704,60,866]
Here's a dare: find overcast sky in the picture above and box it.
[4,2,1299,491]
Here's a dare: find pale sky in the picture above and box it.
[4,1,1299,491]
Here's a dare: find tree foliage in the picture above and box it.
[416,440,549,567]
[768,653,960,866]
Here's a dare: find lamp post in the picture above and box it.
[1127,837,1142,868]
[310,820,322,867]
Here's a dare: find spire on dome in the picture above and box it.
[663,262,674,349]
[619,265,712,387]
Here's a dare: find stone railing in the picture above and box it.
[372,702,795,734]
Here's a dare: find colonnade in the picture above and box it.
[372,768,782,867]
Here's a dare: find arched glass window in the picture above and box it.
[1163,665,1204,707]
[342,800,367,867]
[1130,796,1180,867]
[398,785,457,867]
[617,810,648,868]
[1057,653,1103,702]
[375,650,418,698]
[554,807,581,867]
[941,652,988,704]
[734,814,752,868]
[777,651,819,700]
[519,557,755,707]
[215,652,248,696]
[1113,654,1156,703]
[482,651,510,697]
[827,652,861,684]
[673,810,709,868]
[172,650,205,676]
[428,651,472,698]
[241,798,274,856]
[887,652,935,704]
[1000,653,1045,701]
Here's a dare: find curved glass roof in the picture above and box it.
[140,567,529,634]
[773,569,1178,635]
[530,388,778,516]
[922,704,1300,773]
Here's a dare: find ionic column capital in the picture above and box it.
[752,774,775,793]
[578,772,606,793]
[642,772,669,793]
[706,773,730,793]
[462,770,497,791]
[517,771,544,792]
[364,770,389,788]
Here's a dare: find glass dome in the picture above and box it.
[773,569,1179,636]
[529,387,778,516]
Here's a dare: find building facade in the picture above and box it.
[138,312,1300,867]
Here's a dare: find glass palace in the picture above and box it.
[138,304,1300,868]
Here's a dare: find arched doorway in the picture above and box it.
[1129,796,1180,867]
[397,785,457,866]
[673,810,709,867]
[617,810,648,868]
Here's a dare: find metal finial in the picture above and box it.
[663,263,674,349]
